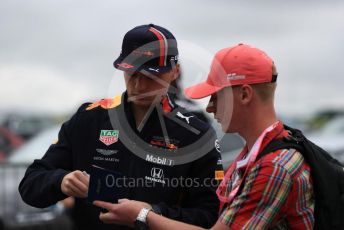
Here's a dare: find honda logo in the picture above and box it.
[151,168,164,179]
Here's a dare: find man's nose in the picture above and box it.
[133,76,146,90]
[133,76,140,88]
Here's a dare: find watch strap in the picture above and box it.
[136,207,151,223]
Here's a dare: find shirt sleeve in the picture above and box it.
[18,104,88,208]
[220,160,292,230]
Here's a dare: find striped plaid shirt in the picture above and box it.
[220,126,314,229]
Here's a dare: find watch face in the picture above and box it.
[135,220,148,230]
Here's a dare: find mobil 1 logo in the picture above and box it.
[146,154,174,166]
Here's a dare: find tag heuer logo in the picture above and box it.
[99,130,119,146]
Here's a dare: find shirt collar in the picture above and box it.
[236,121,286,169]
[122,91,175,132]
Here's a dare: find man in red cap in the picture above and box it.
[93,43,315,229]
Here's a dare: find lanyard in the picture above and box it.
[216,121,280,204]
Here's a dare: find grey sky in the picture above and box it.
[1,0,343,117]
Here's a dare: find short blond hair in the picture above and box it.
[252,83,277,102]
[253,63,278,101]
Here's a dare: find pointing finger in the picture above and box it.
[94,200,117,211]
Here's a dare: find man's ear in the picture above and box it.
[240,84,254,105]
[171,63,180,81]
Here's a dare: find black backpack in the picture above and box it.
[258,125,344,230]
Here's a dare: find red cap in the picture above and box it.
[184,44,275,99]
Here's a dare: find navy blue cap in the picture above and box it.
[114,24,178,74]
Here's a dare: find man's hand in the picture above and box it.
[94,199,216,230]
[93,199,147,227]
[61,170,89,198]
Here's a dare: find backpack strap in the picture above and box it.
[257,138,303,162]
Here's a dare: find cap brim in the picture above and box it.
[114,55,173,74]
[184,81,223,99]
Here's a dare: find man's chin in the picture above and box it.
[132,99,155,107]
[221,123,234,133]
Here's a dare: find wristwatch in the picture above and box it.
[134,207,151,230]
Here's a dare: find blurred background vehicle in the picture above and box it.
[0,124,73,230]
[0,127,24,162]
[308,115,344,163]
[278,114,311,134]
[7,125,60,164]
[307,109,344,131]
[0,114,56,141]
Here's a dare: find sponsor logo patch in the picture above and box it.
[117,63,134,69]
[93,156,120,163]
[148,67,159,73]
[132,50,154,57]
[96,149,118,156]
[215,139,221,153]
[99,130,119,146]
[145,167,165,184]
[176,112,194,124]
[170,55,178,61]
[146,154,174,166]
[150,136,179,149]
[227,73,246,81]
[215,170,224,180]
